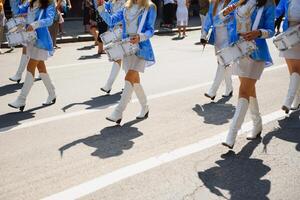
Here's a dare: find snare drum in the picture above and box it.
[216,40,256,66]
[6,17,26,32]
[6,31,37,47]
[104,40,139,61]
[100,26,123,45]
[273,24,300,51]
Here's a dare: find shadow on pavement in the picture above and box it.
[198,139,271,200]
[0,105,48,131]
[59,119,144,159]
[0,83,23,97]
[192,96,235,125]
[77,45,96,51]
[263,110,300,153]
[61,91,122,112]
[78,54,101,60]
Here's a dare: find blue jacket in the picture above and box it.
[276,0,291,31]
[203,0,239,46]
[10,0,55,54]
[214,0,275,65]
[98,3,157,65]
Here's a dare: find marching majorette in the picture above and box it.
[97,0,156,124]
[100,0,126,94]
[276,0,300,113]
[218,0,275,148]
[8,0,56,111]
[201,0,235,101]
[9,0,31,83]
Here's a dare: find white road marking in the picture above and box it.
[42,109,286,200]
[0,64,286,133]
[47,60,106,70]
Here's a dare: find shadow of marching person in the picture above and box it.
[59,119,144,159]
[263,110,300,153]
[192,96,235,125]
[0,83,23,97]
[0,105,50,132]
[61,91,122,112]
[198,139,271,200]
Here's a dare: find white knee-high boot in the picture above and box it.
[291,82,300,110]
[8,72,34,111]
[282,73,300,113]
[223,65,233,97]
[247,97,262,140]
[134,83,149,119]
[9,54,30,83]
[222,98,249,148]
[40,73,56,105]
[106,81,133,124]
[205,64,225,100]
[101,62,121,94]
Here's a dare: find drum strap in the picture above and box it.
[252,6,264,31]
[137,8,148,34]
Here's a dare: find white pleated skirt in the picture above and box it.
[279,43,300,60]
[27,43,49,61]
[123,54,146,73]
[233,56,265,80]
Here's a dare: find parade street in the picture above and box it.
[0,31,299,200]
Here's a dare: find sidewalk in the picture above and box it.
[58,16,202,43]
[2,16,202,47]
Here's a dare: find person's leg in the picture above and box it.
[106,70,138,124]
[9,47,30,83]
[205,63,225,100]
[101,60,122,94]
[178,26,182,37]
[222,77,256,148]
[223,65,233,97]
[37,61,56,105]
[8,59,38,111]
[282,59,300,113]
[247,86,263,139]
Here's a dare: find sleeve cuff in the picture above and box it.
[30,21,40,30]
[97,5,105,13]
[139,33,147,42]
[259,29,269,38]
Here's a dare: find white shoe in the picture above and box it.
[40,73,56,105]
[223,65,233,97]
[8,72,34,111]
[9,54,30,83]
[205,64,225,100]
[222,98,249,148]
[282,73,300,113]
[106,81,133,124]
[101,62,121,94]
[134,83,149,119]
[291,82,300,110]
[247,97,262,140]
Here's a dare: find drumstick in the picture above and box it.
[202,27,213,54]
[218,0,246,16]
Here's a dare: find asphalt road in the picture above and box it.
[0,31,299,200]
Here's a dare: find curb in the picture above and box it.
[2,26,201,48]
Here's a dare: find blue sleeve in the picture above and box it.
[203,2,213,34]
[142,5,157,39]
[38,4,55,28]
[99,4,124,27]
[10,0,29,15]
[275,0,285,19]
[261,5,275,38]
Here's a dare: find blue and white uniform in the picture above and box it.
[201,0,236,98]
[276,0,300,59]
[10,0,55,60]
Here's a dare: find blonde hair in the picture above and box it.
[125,0,154,9]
